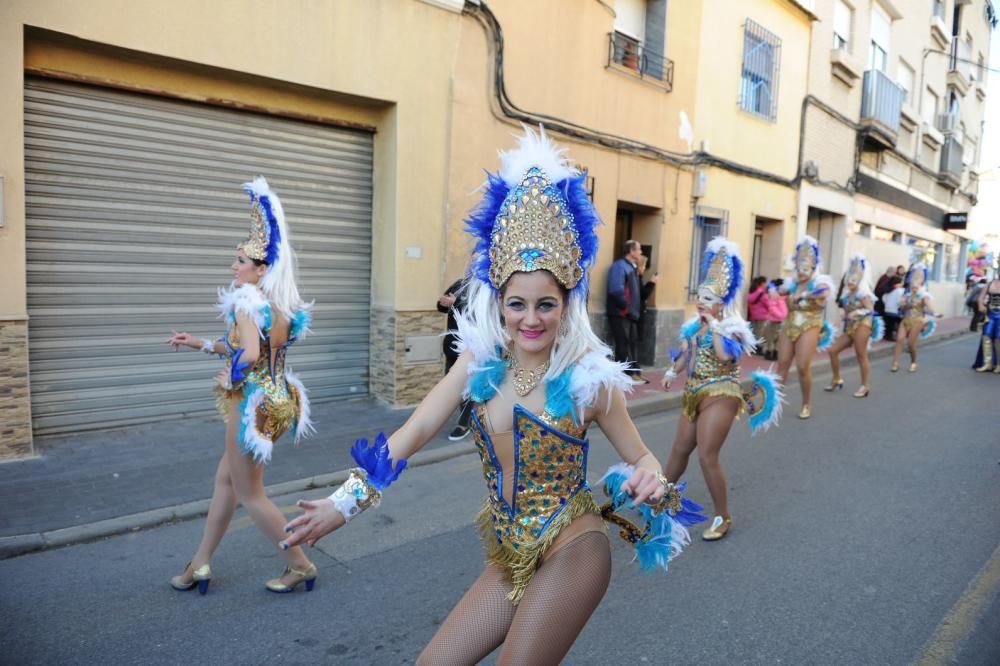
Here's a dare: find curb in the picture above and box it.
[0,327,972,560]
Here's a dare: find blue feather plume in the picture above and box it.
[229,348,250,385]
[668,481,708,527]
[680,317,702,340]
[720,334,743,361]
[465,172,511,290]
[351,432,407,491]
[560,174,601,299]
[290,308,312,340]
[920,318,936,339]
[747,369,784,435]
[469,357,507,403]
[599,465,699,574]
[870,315,885,342]
[816,320,836,351]
[544,367,577,423]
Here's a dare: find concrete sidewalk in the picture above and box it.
[0,316,974,558]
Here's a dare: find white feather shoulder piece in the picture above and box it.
[569,351,634,413]
[718,316,758,356]
[813,274,835,293]
[217,283,270,331]
[451,310,501,369]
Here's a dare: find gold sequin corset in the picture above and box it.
[840,295,872,336]
[685,332,739,394]
[217,325,299,441]
[471,403,599,603]
[902,292,926,322]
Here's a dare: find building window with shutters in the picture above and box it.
[869,4,891,72]
[833,0,853,52]
[739,20,781,122]
[688,206,730,299]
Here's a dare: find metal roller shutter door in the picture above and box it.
[24,78,373,435]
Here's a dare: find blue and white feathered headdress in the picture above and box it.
[239,177,285,266]
[465,126,600,300]
[698,236,744,307]
[794,235,822,275]
[907,262,930,290]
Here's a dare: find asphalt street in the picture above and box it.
[1,336,997,665]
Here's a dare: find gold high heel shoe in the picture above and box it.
[702,515,732,541]
[823,379,844,392]
[909,362,918,373]
[265,563,317,593]
[853,386,869,398]
[890,362,899,373]
[170,562,212,595]
[798,405,811,419]
[975,338,994,372]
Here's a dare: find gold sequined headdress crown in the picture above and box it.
[794,235,820,276]
[238,177,283,264]
[698,237,743,306]
[467,127,599,298]
[846,254,868,286]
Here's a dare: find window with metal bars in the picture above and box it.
[688,206,730,299]
[739,19,781,122]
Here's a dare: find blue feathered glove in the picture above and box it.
[351,432,407,491]
[228,348,250,387]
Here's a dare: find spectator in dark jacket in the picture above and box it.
[606,240,646,382]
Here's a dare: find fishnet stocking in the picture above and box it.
[417,531,611,666]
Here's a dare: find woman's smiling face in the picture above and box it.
[500,271,565,356]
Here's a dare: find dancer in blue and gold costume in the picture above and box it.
[661,237,783,541]
[824,254,883,398]
[972,271,1000,373]
[776,236,834,419]
[166,177,315,595]
[282,128,701,665]
[891,263,942,373]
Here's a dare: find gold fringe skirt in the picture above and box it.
[476,491,600,604]
[682,381,745,422]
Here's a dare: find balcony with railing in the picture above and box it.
[606,32,674,92]
[939,136,963,187]
[860,69,904,147]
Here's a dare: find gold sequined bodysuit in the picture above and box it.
[471,403,600,604]
[840,293,873,338]
[682,330,744,421]
[901,290,928,333]
[783,280,825,342]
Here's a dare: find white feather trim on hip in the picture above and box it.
[813,274,835,293]
[286,371,315,443]
[239,388,273,464]
[217,283,270,332]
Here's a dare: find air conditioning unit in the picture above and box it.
[936,112,959,134]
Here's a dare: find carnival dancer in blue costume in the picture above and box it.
[167,177,315,595]
[282,127,700,665]
[824,254,883,398]
[972,271,1000,373]
[661,237,783,541]
[775,236,834,419]
[890,262,942,373]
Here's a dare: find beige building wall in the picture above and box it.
[0,0,466,457]
[798,0,991,312]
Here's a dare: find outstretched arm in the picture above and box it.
[280,353,470,547]
[594,387,666,506]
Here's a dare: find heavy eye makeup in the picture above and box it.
[504,297,559,311]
